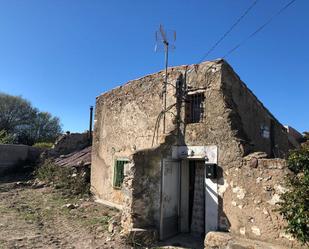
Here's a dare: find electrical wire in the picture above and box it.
[197,0,259,63]
[223,0,297,58]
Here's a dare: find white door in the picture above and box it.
[160,159,180,240]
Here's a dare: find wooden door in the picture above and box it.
[160,159,180,240]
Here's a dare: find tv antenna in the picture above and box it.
[155,24,176,134]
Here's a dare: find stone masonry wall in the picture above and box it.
[92,59,292,248]
[217,153,304,248]
[221,63,289,157]
[176,61,292,247]
[91,69,182,206]
[183,61,246,169]
[121,144,170,233]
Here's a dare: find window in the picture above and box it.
[186,93,205,123]
[113,160,128,188]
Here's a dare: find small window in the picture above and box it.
[186,93,205,123]
[113,160,128,188]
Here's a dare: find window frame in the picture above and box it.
[113,159,129,189]
[185,92,205,124]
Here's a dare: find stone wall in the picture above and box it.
[0,144,40,174]
[91,69,182,206]
[204,231,297,249]
[221,63,289,157]
[179,61,293,247]
[217,153,304,248]
[53,132,90,155]
[182,61,246,169]
[91,59,292,247]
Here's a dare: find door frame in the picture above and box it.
[159,158,181,240]
[172,145,219,235]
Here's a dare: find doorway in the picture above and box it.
[188,160,205,236]
[159,158,210,248]
[160,158,215,240]
[179,160,205,237]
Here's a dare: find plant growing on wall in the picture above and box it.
[278,143,309,246]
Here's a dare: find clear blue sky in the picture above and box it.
[0,0,308,133]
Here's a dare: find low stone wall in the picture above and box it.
[217,153,305,248]
[0,144,40,174]
[205,232,290,249]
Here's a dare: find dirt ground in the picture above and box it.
[0,172,201,249]
[0,174,131,249]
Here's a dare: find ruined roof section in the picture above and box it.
[54,146,91,168]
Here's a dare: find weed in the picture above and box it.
[35,160,90,197]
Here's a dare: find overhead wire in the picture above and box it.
[223,0,297,58]
[197,0,259,64]
[154,0,297,144]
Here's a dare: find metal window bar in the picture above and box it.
[187,93,204,123]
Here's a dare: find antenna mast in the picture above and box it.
[155,24,176,134]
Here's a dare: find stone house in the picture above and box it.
[91,59,299,247]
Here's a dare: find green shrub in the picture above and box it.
[32,142,54,149]
[287,145,309,174]
[278,144,309,246]
[36,160,90,197]
[0,129,15,144]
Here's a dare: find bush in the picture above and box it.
[32,142,54,149]
[0,129,15,144]
[287,145,309,174]
[278,144,309,246]
[36,160,90,196]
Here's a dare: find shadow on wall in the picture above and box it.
[0,144,41,183]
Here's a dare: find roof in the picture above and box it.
[54,146,91,168]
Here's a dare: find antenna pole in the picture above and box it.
[163,41,169,134]
[155,24,175,135]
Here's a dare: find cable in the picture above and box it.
[223,0,297,58]
[197,0,259,63]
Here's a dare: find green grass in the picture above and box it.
[32,142,54,149]
[83,215,110,228]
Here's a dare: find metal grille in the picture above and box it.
[186,93,205,123]
[113,160,127,188]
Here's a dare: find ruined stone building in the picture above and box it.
[91,59,299,248]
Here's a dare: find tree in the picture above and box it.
[278,143,309,246]
[19,112,62,144]
[0,93,62,145]
[0,93,36,133]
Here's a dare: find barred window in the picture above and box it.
[113,160,128,188]
[186,93,205,123]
